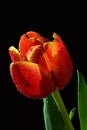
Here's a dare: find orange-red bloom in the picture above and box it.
[9,31,73,98]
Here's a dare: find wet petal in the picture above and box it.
[27,44,52,72]
[25,31,49,43]
[45,33,73,90]
[19,34,42,58]
[27,45,43,62]
[10,61,56,98]
[9,46,21,62]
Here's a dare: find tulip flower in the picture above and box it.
[9,31,73,98]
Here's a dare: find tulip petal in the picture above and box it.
[53,33,73,89]
[19,31,49,58]
[19,34,42,58]
[9,46,21,62]
[10,61,56,98]
[27,44,52,72]
[45,33,73,90]
[25,31,49,43]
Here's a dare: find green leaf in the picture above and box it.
[77,70,87,130]
[43,95,66,130]
[69,108,76,120]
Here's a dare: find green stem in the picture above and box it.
[51,89,74,130]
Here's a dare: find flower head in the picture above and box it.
[9,31,73,98]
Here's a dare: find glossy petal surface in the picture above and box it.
[19,31,49,58]
[10,61,56,98]
[44,33,73,90]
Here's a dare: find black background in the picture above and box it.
[1,1,87,130]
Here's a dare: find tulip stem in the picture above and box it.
[51,89,74,130]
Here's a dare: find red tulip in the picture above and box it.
[9,31,73,98]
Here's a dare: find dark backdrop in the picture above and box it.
[1,1,87,130]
